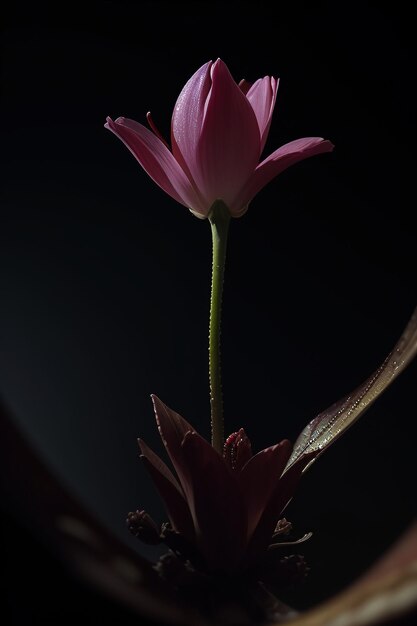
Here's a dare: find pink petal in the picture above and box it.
[246,452,317,560]
[239,440,292,542]
[151,395,196,501]
[138,438,195,540]
[173,59,260,211]
[232,137,334,215]
[246,76,279,153]
[170,61,213,207]
[105,117,206,217]
[181,431,247,571]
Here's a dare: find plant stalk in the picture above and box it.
[208,200,231,454]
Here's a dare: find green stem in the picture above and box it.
[208,200,231,454]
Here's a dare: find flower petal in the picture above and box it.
[246,452,315,560]
[138,438,195,540]
[196,59,261,210]
[239,439,292,542]
[105,117,206,216]
[172,59,260,213]
[232,137,334,215]
[171,60,213,204]
[151,395,196,500]
[246,76,279,153]
[181,431,247,571]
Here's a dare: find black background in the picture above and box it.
[1,0,416,621]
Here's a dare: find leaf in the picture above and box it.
[268,531,313,549]
[285,306,417,474]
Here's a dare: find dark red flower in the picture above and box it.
[135,305,417,574]
[137,395,315,573]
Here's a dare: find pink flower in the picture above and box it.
[137,395,315,573]
[105,59,334,218]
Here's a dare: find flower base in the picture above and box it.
[154,550,299,625]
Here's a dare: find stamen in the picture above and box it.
[238,79,252,95]
[146,111,170,149]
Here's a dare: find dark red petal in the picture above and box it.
[151,395,196,499]
[138,438,195,541]
[246,452,316,561]
[239,440,292,542]
[181,431,247,571]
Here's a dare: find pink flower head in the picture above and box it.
[137,395,314,572]
[105,59,334,218]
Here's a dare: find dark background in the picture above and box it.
[1,0,416,621]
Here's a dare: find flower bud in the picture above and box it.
[126,510,161,545]
[273,518,293,537]
[223,428,252,471]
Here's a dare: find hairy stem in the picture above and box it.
[208,200,231,454]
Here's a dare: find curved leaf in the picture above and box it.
[285,306,417,474]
